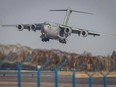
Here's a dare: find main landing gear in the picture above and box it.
[59,39,66,44]
[41,37,49,42]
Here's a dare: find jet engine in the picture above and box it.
[80,30,88,37]
[30,24,36,31]
[17,24,24,31]
[64,27,72,35]
[30,24,42,31]
[17,24,30,31]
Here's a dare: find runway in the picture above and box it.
[0,70,116,87]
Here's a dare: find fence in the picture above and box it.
[0,59,116,87]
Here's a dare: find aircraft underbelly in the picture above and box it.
[44,26,59,38]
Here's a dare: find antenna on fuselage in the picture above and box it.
[50,7,93,26]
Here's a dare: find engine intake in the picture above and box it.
[17,24,24,31]
[17,24,30,31]
[30,24,42,31]
[80,30,88,37]
[30,24,36,31]
[64,27,72,35]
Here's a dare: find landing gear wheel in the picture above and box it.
[41,38,49,42]
[59,39,66,44]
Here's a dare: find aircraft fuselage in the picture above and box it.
[40,22,68,43]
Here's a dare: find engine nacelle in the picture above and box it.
[80,30,88,37]
[17,24,30,31]
[64,27,72,35]
[17,24,24,31]
[30,24,42,31]
[30,24,36,31]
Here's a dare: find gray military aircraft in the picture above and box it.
[1,8,116,44]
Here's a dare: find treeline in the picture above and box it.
[0,44,116,71]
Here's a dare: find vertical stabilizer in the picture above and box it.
[50,8,93,26]
[63,8,72,26]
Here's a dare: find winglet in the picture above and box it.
[113,34,116,38]
[98,32,116,38]
[0,17,2,27]
[0,17,4,27]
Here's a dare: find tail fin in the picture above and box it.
[50,8,93,26]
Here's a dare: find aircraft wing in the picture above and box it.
[71,27,100,37]
[59,24,101,37]
[1,23,44,32]
[71,27,116,38]
[1,24,16,27]
[57,23,116,38]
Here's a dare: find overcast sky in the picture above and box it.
[0,0,116,55]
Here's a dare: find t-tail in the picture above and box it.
[50,7,93,26]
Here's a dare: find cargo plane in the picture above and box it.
[1,8,116,44]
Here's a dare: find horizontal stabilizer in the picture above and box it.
[71,10,93,15]
[50,9,67,11]
[50,8,93,15]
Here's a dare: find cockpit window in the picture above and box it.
[44,21,49,25]
[44,21,57,26]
